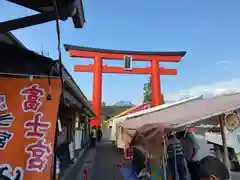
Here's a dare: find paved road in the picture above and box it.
[91,142,123,180]
[74,128,124,180]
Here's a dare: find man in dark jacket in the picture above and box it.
[97,127,103,142]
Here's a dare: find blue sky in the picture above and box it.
[1,0,240,105]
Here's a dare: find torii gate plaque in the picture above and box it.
[64,44,186,126]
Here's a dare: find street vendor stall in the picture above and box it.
[116,93,240,180]
[111,95,203,148]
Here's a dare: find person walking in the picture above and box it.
[97,126,103,142]
[167,133,187,180]
[90,126,97,148]
[177,130,200,180]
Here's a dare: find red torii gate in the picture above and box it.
[64,44,186,126]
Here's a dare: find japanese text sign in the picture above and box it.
[0,77,61,180]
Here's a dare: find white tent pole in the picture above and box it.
[219,115,231,176]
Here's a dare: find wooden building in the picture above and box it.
[0,32,95,177]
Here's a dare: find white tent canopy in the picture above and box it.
[121,93,240,131]
[115,93,240,150]
[110,95,203,142]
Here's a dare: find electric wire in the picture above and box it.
[51,1,64,180]
[51,0,64,90]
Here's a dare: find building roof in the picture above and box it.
[0,33,94,117]
[0,32,27,48]
[60,64,95,117]
[9,0,85,27]
[1,0,85,33]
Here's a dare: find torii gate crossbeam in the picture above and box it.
[64,44,186,126]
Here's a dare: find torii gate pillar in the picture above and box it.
[64,45,186,127]
[151,59,161,106]
[92,56,102,126]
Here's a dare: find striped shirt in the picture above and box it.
[167,135,184,158]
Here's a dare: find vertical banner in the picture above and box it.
[0,77,61,180]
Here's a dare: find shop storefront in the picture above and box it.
[55,73,95,177]
[0,33,95,179]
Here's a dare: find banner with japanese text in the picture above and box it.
[0,77,61,180]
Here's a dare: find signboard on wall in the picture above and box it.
[74,130,82,150]
[0,77,61,180]
[69,142,75,160]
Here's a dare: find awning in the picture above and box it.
[114,96,203,148]
[116,93,240,155]
[121,93,240,131]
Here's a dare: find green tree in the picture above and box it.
[143,76,165,105]
[143,76,152,103]
[102,101,106,106]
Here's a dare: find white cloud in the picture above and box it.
[165,78,240,102]
[215,60,231,65]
